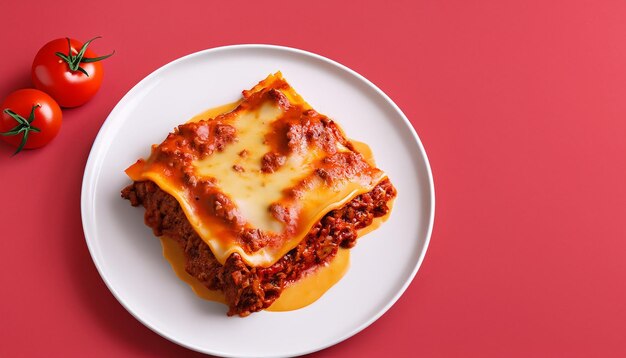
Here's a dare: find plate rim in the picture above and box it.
[80,43,436,357]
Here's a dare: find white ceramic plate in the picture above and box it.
[81,44,434,357]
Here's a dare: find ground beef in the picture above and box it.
[121,178,396,316]
[261,152,287,173]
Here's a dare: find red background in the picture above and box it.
[1,0,625,356]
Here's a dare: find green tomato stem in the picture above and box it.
[54,36,114,77]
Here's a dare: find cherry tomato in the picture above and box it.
[31,37,114,108]
[0,89,62,154]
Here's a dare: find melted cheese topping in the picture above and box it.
[126,73,386,267]
[194,102,292,233]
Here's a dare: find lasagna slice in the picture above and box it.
[121,73,396,316]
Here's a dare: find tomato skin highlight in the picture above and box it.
[31,38,105,108]
[0,89,62,150]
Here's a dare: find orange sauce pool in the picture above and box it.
[157,200,393,312]
[159,235,350,311]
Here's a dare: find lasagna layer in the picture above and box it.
[125,73,386,267]
[121,178,396,316]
